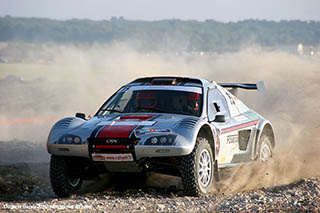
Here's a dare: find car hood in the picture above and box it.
[82,113,199,139]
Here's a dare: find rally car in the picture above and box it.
[47,77,275,197]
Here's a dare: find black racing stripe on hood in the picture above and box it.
[90,125,105,138]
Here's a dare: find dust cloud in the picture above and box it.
[207,49,320,193]
[0,43,319,191]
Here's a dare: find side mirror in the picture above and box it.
[75,112,86,120]
[213,114,226,122]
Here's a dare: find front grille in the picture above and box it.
[88,137,140,154]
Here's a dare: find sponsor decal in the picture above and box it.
[98,121,157,126]
[219,156,227,163]
[135,128,171,136]
[105,139,118,143]
[227,134,238,144]
[92,153,133,162]
[114,121,155,126]
[98,114,156,126]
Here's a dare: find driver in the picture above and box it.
[136,91,157,110]
[186,93,200,114]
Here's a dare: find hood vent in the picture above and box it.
[178,117,199,129]
[55,118,73,129]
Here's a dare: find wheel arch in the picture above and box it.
[260,123,275,148]
[48,117,86,143]
[253,120,275,159]
[197,124,215,158]
[180,123,217,196]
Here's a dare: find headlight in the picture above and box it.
[145,135,177,145]
[74,137,81,143]
[160,137,167,144]
[58,135,82,144]
[66,137,73,143]
[151,137,158,144]
[135,128,171,136]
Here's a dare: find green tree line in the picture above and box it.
[0,16,319,51]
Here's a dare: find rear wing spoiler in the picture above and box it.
[218,81,265,96]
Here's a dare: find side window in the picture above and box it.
[207,88,230,121]
[221,89,241,117]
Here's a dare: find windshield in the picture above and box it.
[97,89,203,117]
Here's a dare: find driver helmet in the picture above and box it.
[136,91,157,109]
[187,93,200,110]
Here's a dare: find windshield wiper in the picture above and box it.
[100,108,123,114]
[136,107,172,114]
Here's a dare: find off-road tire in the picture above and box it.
[50,155,83,197]
[258,135,273,162]
[180,137,214,196]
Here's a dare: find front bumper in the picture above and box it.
[134,144,193,160]
[47,140,194,160]
[47,144,89,157]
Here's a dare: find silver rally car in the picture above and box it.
[47,77,275,197]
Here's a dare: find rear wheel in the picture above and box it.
[258,135,273,162]
[180,137,214,196]
[50,155,83,197]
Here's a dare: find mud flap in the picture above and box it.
[214,159,220,182]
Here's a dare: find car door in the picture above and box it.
[207,86,257,166]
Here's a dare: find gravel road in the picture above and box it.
[0,141,319,212]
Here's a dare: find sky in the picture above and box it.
[0,0,319,22]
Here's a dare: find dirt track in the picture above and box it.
[1,47,320,211]
[0,141,319,212]
[0,164,319,212]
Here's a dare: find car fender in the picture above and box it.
[47,117,86,143]
[174,118,215,156]
[47,117,89,157]
[252,119,275,159]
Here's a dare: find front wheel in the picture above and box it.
[180,137,214,196]
[50,155,83,197]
